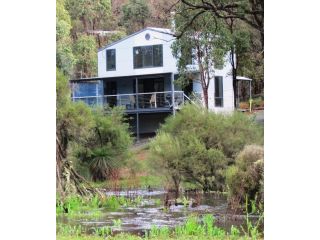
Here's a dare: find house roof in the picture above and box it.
[98,27,174,52]
[236,76,252,81]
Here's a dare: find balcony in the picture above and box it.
[72,91,185,114]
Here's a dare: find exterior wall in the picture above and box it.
[208,58,234,113]
[191,62,235,113]
[98,28,178,78]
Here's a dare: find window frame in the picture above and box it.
[214,76,224,107]
[106,49,116,71]
[133,44,163,69]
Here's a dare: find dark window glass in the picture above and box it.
[133,45,163,68]
[143,46,153,67]
[214,76,223,107]
[153,45,163,66]
[106,49,116,71]
[133,47,143,68]
[185,48,194,65]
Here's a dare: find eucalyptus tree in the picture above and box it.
[172,9,230,109]
[56,0,76,76]
[66,0,112,33]
[121,0,150,34]
[176,0,264,48]
[73,34,98,78]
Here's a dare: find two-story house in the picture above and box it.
[71,27,235,139]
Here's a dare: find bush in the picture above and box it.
[150,104,263,192]
[74,107,133,181]
[225,145,264,209]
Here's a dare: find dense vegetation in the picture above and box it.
[150,104,263,207]
[56,69,132,197]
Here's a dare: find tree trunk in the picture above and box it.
[203,87,209,109]
[56,133,102,198]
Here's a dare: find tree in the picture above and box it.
[150,133,184,197]
[56,0,76,76]
[121,0,150,34]
[73,34,98,78]
[176,0,264,48]
[66,0,112,33]
[56,68,99,197]
[172,10,230,109]
[171,0,264,106]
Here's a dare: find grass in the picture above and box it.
[57,235,259,240]
[57,214,263,240]
[56,194,145,219]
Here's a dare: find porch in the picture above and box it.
[72,90,185,114]
[71,73,186,114]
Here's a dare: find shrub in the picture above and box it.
[226,145,264,209]
[73,107,133,181]
[150,104,263,192]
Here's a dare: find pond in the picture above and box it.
[58,188,258,236]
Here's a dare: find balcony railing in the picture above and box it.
[72,91,185,111]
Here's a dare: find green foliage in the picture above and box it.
[66,0,111,31]
[112,219,123,228]
[74,107,132,181]
[56,0,76,76]
[73,34,98,77]
[225,145,264,208]
[121,0,150,34]
[150,104,263,192]
[172,7,231,108]
[93,226,112,237]
[57,211,262,239]
[57,224,83,236]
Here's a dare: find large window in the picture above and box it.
[106,49,116,71]
[214,76,224,107]
[133,45,163,68]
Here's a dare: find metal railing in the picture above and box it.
[72,91,185,110]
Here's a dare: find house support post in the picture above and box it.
[171,73,175,116]
[136,113,140,142]
[249,81,252,112]
[237,80,240,108]
[135,77,138,109]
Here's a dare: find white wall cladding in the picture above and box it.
[98,28,177,78]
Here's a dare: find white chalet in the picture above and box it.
[71,27,235,138]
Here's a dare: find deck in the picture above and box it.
[72,91,185,114]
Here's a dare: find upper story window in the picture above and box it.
[106,49,116,71]
[214,76,224,107]
[133,44,163,69]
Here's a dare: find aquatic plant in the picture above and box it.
[57,224,83,236]
[93,226,112,237]
[148,225,170,238]
[112,219,123,228]
[241,197,264,239]
[153,198,161,206]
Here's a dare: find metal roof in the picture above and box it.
[70,72,176,82]
[98,27,174,52]
[236,76,252,81]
